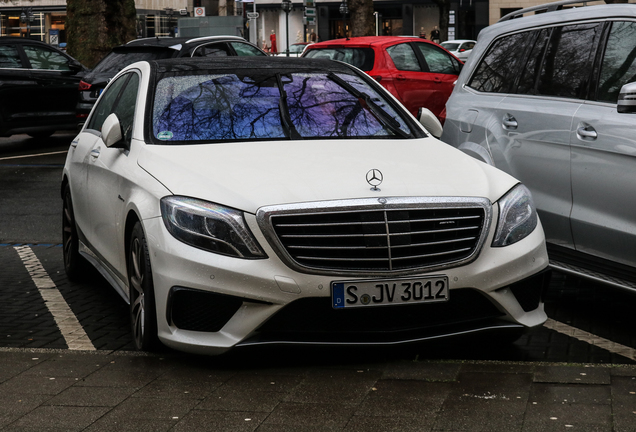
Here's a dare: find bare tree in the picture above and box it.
[66,0,137,68]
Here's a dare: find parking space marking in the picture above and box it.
[544,318,636,361]
[0,150,67,161]
[14,245,96,351]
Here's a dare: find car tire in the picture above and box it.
[62,185,90,282]
[128,222,161,351]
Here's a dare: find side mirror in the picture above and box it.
[68,59,84,74]
[101,113,125,148]
[617,82,636,114]
[418,107,443,139]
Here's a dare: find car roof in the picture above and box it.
[0,36,56,46]
[442,39,475,44]
[126,35,246,48]
[150,56,357,74]
[308,36,432,48]
[483,3,636,42]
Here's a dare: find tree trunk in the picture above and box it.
[430,0,450,42]
[348,0,375,37]
[66,0,137,68]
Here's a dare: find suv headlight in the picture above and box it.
[492,184,538,247]
[160,196,266,259]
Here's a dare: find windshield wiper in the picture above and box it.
[276,74,302,140]
[327,73,410,139]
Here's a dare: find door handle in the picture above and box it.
[502,114,518,130]
[71,139,79,148]
[90,148,100,159]
[433,77,442,83]
[577,125,597,140]
[396,74,406,81]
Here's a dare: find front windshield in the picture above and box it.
[152,70,412,143]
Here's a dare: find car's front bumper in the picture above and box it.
[144,213,549,356]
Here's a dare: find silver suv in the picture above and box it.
[442,0,636,291]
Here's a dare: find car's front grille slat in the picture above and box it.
[268,203,487,272]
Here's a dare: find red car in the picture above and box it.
[302,36,462,122]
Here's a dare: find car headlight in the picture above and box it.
[492,184,538,247]
[160,196,266,259]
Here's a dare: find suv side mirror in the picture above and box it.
[101,113,126,148]
[418,107,443,138]
[617,82,636,114]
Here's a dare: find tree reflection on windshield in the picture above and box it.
[152,71,410,143]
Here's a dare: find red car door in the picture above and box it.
[385,42,434,118]
[412,42,461,119]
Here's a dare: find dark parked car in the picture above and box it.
[76,35,267,119]
[0,37,86,138]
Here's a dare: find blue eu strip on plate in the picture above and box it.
[332,283,345,309]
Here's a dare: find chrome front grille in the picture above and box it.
[257,198,491,275]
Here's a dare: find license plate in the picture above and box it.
[331,276,449,309]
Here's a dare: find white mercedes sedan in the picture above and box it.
[62,57,549,355]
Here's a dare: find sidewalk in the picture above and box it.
[1,347,635,431]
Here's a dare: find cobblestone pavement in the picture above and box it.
[1,347,636,431]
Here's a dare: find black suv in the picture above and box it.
[77,35,267,119]
[0,37,86,138]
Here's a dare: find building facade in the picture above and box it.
[0,0,571,52]
[0,0,188,46]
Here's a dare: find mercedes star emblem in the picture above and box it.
[366,169,383,191]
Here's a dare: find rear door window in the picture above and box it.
[536,23,602,99]
[386,43,421,71]
[0,45,22,68]
[467,32,528,93]
[597,20,636,103]
[23,45,70,71]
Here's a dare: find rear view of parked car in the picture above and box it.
[62,56,549,355]
[442,0,636,291]
[302,36,462,121]
[0,37,86,138]
[76,35,266,119]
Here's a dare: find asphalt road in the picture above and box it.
[1,132,635,365]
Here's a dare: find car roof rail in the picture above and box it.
[498,0,623,22]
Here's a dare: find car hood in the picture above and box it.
[137,138,518,214]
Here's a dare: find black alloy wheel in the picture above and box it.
[128,222,160,351]
[62,185,89,281]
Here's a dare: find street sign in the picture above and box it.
[304,7,316,16]
[50,29,59,46]
[303,0,315,7]
[194,7,206,17]
[247,12,259,19]
[303,16,316,25]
